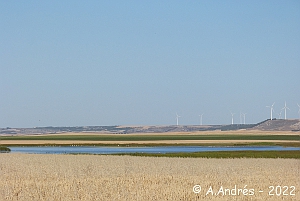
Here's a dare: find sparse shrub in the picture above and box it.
[0,146,10,152]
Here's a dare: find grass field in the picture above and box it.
[0,154,299,200]
[112,150,300,159]
[1,131,299,147]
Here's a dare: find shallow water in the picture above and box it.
[8,146,300,154]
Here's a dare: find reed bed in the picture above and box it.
[0,154,299,200]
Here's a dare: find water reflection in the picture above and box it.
[9,146,300,154]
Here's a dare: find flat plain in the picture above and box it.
[0,153,299,200]
[1,130,299,146]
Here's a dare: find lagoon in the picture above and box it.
[8,146,300,154]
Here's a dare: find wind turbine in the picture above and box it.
[239,112,242,124]
[230,112,235,124]
[277,110,283,119]
[176,113,180,126]
[266,102,275,120]
[199,114,204,125]
[282,101,290,120]
[297,103,300,119]
[242,113,247,124]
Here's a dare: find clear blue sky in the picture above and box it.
[1,1,299,127]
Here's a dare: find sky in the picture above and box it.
[1,1,300,127]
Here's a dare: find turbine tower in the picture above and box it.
[199,114,204,125]
[266,102,275,120]
[277,110,283,119]
[242,113,246,124]
[176,113,180,126]
[239,112,242,124]
[282,101,290,120]
[298,103,300,119]
[230,112,235,124]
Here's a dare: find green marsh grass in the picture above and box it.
[0,146,11,152]
[112,150,300,159]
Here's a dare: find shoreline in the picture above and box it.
[2,140,299,147]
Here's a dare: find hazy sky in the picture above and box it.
[1,1,299,127]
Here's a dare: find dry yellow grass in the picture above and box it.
[0,154,299,200]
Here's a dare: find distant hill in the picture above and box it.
[1,119,299,135]
[250,119,300,131]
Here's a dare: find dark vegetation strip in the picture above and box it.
[111,150,300,159]
[1,134,299,141]
[4,142,300,147]
[0,146,11,152]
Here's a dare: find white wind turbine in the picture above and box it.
[282,101,290,120]
[176,113,180,126]
[242,113,247,124]
[230,112,235,124]
[199,114,204,125]
[297,103,300,119]
[239,112,242,124]
[266,102,275,120]
[277,109,283,119]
